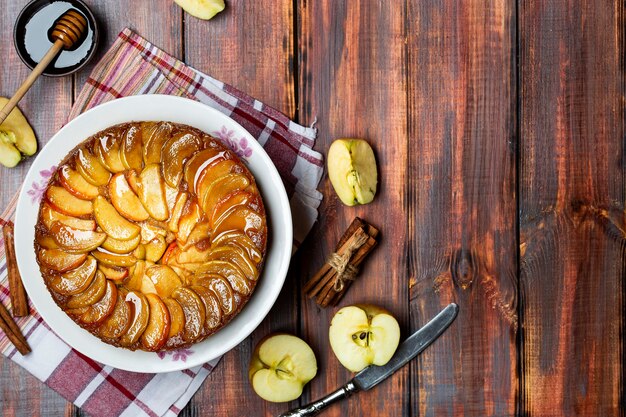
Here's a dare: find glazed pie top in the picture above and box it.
[34,122,267,351]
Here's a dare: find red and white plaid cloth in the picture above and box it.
[0,28,323,417]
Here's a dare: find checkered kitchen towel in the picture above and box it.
[0,28,323,417]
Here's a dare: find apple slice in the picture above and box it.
[194,275,235,316]
[212,206,265,243]
[58,165,99,200]
[176,245,211,265]
[142,122,173,165]
[125,260,145,291]
[178,221,211,251]
[167,192,188,233]
[174,0,225,20]
[109,173,150,221]
[94,196,141,241]
[91,249,137,268]
[65,270,107,309]
[47,256,97,295]
[94,133,125,173]
[120,124,144,171]
[133,244,146,260]
[208,245,257,281]
[193,260,251,295]
[72,280,117,325]
[209,190,262,229]
[136,164,169,221]
[119,291,150,347]
[189,285,222,331]
[183,148,225,191]
[249,334,317,403]
[36,230,59,249]
[176,201,202,244]
[201,173,250,215]
[75,147,111,186]
[161,132,202,188]
[125,169,141,195]
[101,233,141,254]
[97,288,132,340]
[40,203,96,231]
[38,249,88,272]
[46,186,93,217]
[328,305,401,372]
[140,293,171,351]
[145,265,183,298]
[195,159,238,203]
[98,264,129,281]
[49,222,107,252]
[172,287,206,342]
[212,231,263,263]
[144,235,167,262]
[163,298,185,338]
[327,138,378,206]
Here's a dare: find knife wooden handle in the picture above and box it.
[277,381,359,417]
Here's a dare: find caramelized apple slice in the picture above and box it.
[201,173,250,215]
[213,206,265,244]
[94,196,141,241]
[58,165,99,200]
[120,124,144,171]
[47,256,97,296]
[176,201,202,244]
[101,233,141,254]
[133,244,147,260]
[208,244,257,281]
[94,133,125,173]
[125,169,141,195]
[202,275,236,315]
[212,231,263,263]
[36,230,59,249]
[66,270,107,309]
[136,164,169,221]
[98,264,129,281]
[91,250,137,268]
[49,222,107,252]
[125,260,146,291]
[145,265,182,298]
[72,280,117,326]
[75,147,111,186]
[195,159,238,203]
[119,291,150,347]
[46,186,93,217]
[161,132,202,188]
[97,288,132,340]
[176,245,211,264]
[209,190,259,228]
[172,287,206,342]
[183,148,229,192]
[193,260,252,295]
[145,235,167,262]
[168,192,188,232]
[142,122,173,165]
[140,293,171,351]
[109,173,150,221]
[40,203,96,231]
[38,249,88,272]
[189,285,222,331]
[163,298,185,338]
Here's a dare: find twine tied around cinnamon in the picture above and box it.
[327,232,369,291]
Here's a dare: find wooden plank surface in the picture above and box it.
[518,1,625,415]
[407,1,518,416]
[298,1,409,416]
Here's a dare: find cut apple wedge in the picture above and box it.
[140,293,171,351]
[109,173,150,221]
[94,133,125,173]
[40,203,96,231]
[119,291,150,347]
[58,165,99,200]
[101,233,141,254]
[120,124,144,171]
[91,249,137,268]
[328,304,401,372]
[47,256,97,296]
[172,287,206,342]
[38,248,88,272]
[142,122,173,165]
[72,280,117,326]
[136,164,169,221]
[161,132,202,188]
[46,185,93,217]
[97,288,132,340]
[98,264,129,281]
[145,265,182,298]
[249,334,318,403]
[183,148,225,191]
[94,196,141,241]
[194,274,235,316]
[65,270,107,309]
[327,138,378,206]
[163,298,185,338]
[49,222,107,252]
[75,147,111,186]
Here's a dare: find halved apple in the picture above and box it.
[101,233,141,254]
[249,334,318,403]
[58,165,99,200]
[327,139,378,206]
[75,147,111,186]
[136,164,169,221]
[38,248,88,272]
[65,270,107,309]
[120,125,143,171]
[94,196,141,241]
[140,293,171,351]
[97,288,132,340]
[47,256,97,295]
[91,249,137,268]
[49,222,107,252]
[142,122,173,165]
[193,260,251,295]
[40,203,96,231]
[119,291,150,347]
[46,186,93,217]
[174,0,225,20]
[168,192,188,233]
[72,280,117,326]
[189,285,222,331]
[194,275,235,316]
[98,263,129,281]
[172,287,206,342]
[109,173,150,221]
[163,298,185,338]
[94,133,125,173]
[161,132,202,188]
[183,148,224,190]
[0,97,37,167]
[145,265,182,298]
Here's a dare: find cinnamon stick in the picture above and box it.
[2,222,29,316]
[0,302,31,355]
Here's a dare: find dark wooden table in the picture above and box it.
[1,1,624,416]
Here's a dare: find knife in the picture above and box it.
[278,303,459,417]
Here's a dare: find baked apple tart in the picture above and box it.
[34,122,267,351]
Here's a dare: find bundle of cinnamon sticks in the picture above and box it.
[304,217,379,307]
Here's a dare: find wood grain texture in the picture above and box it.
[407,1,518,415]
[519,1,625,415]
[298,1,409,416]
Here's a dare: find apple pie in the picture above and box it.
[34,122,267,351]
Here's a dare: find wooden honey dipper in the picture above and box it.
[0,9,87,124]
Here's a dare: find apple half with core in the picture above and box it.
[327,138,378,206]
[329,304,400,372]
[249,334,317,403]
